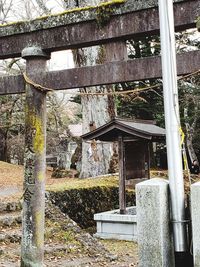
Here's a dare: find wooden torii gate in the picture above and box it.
[0,0,199,266]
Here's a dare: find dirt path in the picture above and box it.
[0,240,138,267]
[0,186,21,197]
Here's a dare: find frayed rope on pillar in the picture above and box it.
[23,72,53,93]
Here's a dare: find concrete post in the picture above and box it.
[191,182,200,266]
[21,46,50,267]
[136,178,175,267]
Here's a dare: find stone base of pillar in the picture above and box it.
[191,181,200,267]
[136,178,175,267]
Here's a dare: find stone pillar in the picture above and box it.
[191,181,200,267]
[21,46,50,267]
[136,178,175,267]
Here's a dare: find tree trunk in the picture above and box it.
[80,42,127,177]
[65,0,127,178]
[81,86,114,177]
[70,0,114,178]
[79,44,116,177]
[80,41,128,177]
[0,129,9,162]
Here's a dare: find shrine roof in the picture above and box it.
[81,117,165,142]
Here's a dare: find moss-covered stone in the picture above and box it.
[49,185,135,228]
[45,200,110,258]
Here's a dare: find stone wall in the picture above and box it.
[49,186,135,228]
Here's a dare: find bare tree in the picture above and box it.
[0,0,14,23]
[34,0,51,14]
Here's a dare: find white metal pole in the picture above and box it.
[158,0,187,252]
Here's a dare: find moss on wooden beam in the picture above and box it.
[197,17,200,31]
[0,0,125,36]
[0,0,188,37]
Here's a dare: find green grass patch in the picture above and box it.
[46,175,120,192]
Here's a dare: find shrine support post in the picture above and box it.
[118,135,126,214]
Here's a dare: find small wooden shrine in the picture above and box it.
[82,118,165,214]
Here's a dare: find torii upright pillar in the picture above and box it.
[21,46,50,267]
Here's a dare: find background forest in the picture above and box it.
[0,0,200,175]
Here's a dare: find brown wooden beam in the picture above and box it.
[0,50,199,95]
[0,0,198,59]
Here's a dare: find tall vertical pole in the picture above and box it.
[158,1,187,252]
[118,135,126,214]
[21,46,50,267]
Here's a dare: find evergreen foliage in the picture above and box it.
[117,36,164,126]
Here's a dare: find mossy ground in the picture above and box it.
[45,220,79,244]
[46,175,119,191]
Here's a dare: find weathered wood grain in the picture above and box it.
[0,0,198,59]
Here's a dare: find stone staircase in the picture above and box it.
[0,199,111,261]
[0,211,21,226]
[0,201,22,245]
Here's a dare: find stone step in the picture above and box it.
[0,211,22,227]
[0,228,21,243]
[0,201,22,213]
[0,243,85,256]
